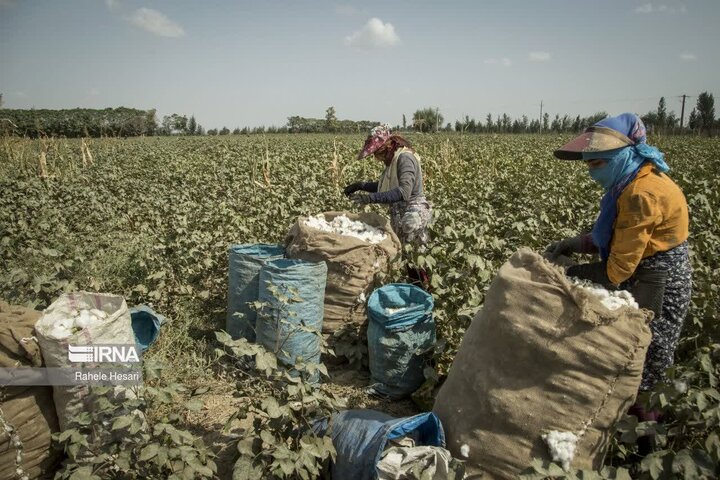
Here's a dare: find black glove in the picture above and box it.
[350,192,372,205]
[343,182,364,197]
[545,235,584,260]
[566,261,613,287]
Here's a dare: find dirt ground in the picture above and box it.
[185,363,420,479]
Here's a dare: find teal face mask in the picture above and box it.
[588,163,615,190]
[586,147,644,190]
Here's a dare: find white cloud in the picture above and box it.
[484,58,512,67]
[130,8,185,38]
[335,4,359,16]
[680,53,697,61]
[635,3,685,14]
[344,18,400,49]
[529,51,551,62]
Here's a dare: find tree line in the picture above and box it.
[1,92,716,138]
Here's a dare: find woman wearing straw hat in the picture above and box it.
[344,124,433,288]
[545,113,692,407]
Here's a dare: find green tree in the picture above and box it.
[402,114,407,130]
[696,92,715,135]
[542,112,550,132]
[196,124,205,135]
[657,97,667,129]
[187,115,197,135]
[413,107,443,132]
[232,127,241,135]
[688,108,699,132]
[325,106,337,132]
[219,126,230,135]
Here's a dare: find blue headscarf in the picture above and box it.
[588,114,670,261]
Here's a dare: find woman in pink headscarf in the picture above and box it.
[344,124,433,288]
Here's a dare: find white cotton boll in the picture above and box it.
[74,310,94,329]
[570,278,639,310]
[673,380,688,394]
[460,444,470,458]
[386,307,407,315]
[541,430,578,472]
[50,326,71,339]
[304,214,388,244]
[386,303,418,315]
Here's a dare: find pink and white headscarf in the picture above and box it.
[357,123,392,159]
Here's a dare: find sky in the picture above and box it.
[1,0,719,129]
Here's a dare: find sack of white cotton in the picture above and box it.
[285,212,401,334]
[35,292,139,431]
[433,248,653,479]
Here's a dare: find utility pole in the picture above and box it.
[680,94,688,129]
[539,100,543,133]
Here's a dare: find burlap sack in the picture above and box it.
[433,249,653,479]
[0,300,60,479]
[285,211,401,334]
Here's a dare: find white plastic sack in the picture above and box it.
[35,292,138,430]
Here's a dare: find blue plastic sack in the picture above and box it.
[227,244,285,341]
[129,305,165,353]
[313,409,445,480]
[367,283,435,399]
[256,258,327,381]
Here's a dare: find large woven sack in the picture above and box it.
[34,292,137,431]
[367,283,435,399]
[227,244,285,341]
[433,249,653,479]
[0,300,60,479]
[256,258,327,382]
[284,211,400,334]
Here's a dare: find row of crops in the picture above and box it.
[0,133,718,478]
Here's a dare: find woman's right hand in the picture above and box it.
[343,182,363,197]
[545,235,583,259]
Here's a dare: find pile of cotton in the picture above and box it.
[304,214,387,244]
[385,304,418,316]
[541,430,578,471]
[570,278,639,310]
[48,308,107,339]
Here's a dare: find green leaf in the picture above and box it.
[185,398,204,411]
[111,415,133,431]
[139,443,159,461]
[68,466,97,480]
[261,397,283,418]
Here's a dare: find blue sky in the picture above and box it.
[1,0,718,129]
